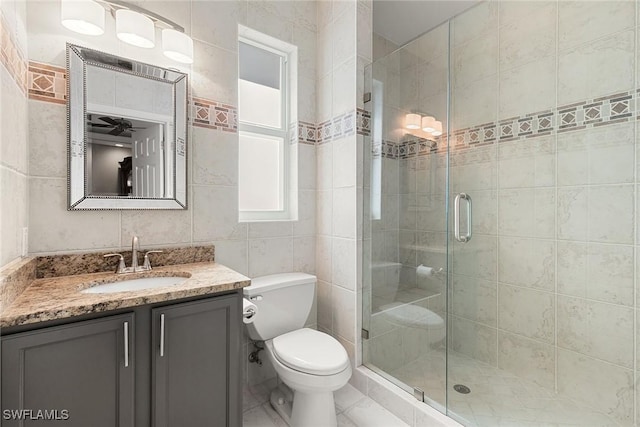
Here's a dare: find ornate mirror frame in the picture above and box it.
[67,44,188,210]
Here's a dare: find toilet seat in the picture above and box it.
[272,328,350,376]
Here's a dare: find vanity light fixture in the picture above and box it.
[405,113,421,130]
[61,0,195,63]
[421,116,435,133]
[432,121,443,137]
[116,9,155,48]
[404,113,443,139]
[162,29,194,64]
[61,0,105,36]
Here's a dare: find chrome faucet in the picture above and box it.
[131,235,140,271]
[104,235,163,274]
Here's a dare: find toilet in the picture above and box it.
[244,273,352,427]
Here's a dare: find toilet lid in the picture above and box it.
[272,328,350,376]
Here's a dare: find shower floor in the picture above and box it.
[390,350,621,426]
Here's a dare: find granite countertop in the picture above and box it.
[0,262,250,328]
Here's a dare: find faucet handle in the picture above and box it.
[143,250,163,270]
[104,253,126,274]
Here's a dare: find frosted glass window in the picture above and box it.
[237,28,296,222]
[238,79,281,128]
[238,132,283,211]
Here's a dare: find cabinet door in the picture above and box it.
[1,313,135,427]
[152,295,240,427]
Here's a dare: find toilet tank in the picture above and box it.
[243,273,316,341]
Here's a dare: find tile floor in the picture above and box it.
[242,380,410,427]
[391,350,621,427]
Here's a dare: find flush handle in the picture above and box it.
[249,295,263,302]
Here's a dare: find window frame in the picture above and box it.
[238,31,295,222]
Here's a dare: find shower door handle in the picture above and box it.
[454,193,472,243]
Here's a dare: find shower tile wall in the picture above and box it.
[368,1,640,424]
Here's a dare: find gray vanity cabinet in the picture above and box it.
[152,295,241,427]
[1,313,135,427]
[1,292,241,427]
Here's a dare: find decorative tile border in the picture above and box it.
[191,97,238,132]
[386,89,639,160]
[0,12,28,94]
[297,120,317,145]
[356,108,371,136]
[28,61,66,104]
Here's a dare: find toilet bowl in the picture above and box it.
[244,273,352,427]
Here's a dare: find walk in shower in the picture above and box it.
[362,2,639,425]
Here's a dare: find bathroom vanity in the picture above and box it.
[0,259,249,427]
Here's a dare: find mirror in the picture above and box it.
[67,44,188,209]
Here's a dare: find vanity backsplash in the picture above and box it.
[36,245,215,278]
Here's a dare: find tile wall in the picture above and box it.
[449,2,638,423]
[0,1,28,268]
[12,0,321,386]
[315,0,362,368]
[364,1,640,424]
[6,0,370,395]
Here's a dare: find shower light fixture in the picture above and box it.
[61,0,195,63]
[61,0,105,36]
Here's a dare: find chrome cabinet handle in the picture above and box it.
[454,193,472,243]
[124,321,129,368]
[160,314,165,357]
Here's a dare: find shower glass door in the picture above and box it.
[364,1,637,426]
[362,20,450,411]
[446,1,636,425]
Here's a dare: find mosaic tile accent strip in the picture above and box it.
[28,61,66,105]
[385,89,640,160]
[192,97,237,132]
[297,121,317,145]
[382,140,399,159]
[357,108,371,136]
[316,110,358,145]
[0,12,28,94]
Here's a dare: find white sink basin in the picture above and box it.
[82,276,188,294]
